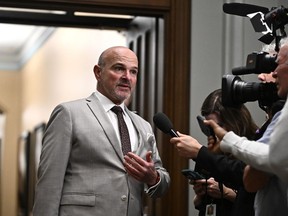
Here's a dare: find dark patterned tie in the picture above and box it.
[111,106,132,155]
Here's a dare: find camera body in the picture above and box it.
[245,52,277,74]
[232,51,277,75]
[222,49,280,109]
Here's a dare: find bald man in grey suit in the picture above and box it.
[33,46,170,216]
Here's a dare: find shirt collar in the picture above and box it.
[95,90,125,113]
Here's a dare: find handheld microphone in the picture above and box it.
[153,112,179,137]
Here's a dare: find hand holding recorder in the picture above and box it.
[181,169,205,180]
[196,115,215,137]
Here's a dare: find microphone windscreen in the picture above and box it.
[153,112,174,134]
[223,3,269,17]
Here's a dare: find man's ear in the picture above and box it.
[93,65,101,80]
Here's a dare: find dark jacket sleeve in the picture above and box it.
[195,146,246,189]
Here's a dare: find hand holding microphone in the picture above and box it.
[153,112,202,159]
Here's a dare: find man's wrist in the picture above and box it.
[148,171,160,186]
[223,187,236,202]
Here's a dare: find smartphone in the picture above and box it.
[196,115,215,137]
[181,169,205,180]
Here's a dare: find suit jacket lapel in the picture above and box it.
[86,93,123,161]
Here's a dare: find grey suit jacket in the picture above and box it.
[32,93,170,216]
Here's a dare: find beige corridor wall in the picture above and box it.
[0,70,21,216]
[0,27,125,216]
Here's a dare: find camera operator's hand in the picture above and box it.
[204,119,227,141]
[207,136,222,154]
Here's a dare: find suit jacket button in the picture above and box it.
[121,195,127,201]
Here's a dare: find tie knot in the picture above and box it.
[111,106,123,114]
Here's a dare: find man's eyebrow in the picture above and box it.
[112,63,138,70]
[112,63,125,67]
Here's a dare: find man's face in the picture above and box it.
[94,47,138,104]
[273,45,288,98]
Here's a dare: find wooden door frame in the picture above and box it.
[0,0,191,215]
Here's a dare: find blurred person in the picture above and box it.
[32,46,170,216]
[244,62,287,215]
[174,89,258,216]
[204,38,288,211]
[244,44,279,193]
[242,100,287,216]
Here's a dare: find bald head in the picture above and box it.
[94,46,139,104]
[98,46,138,68]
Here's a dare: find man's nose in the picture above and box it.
[272,71,277,78]
[122,70,132,78]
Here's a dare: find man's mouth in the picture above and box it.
[118,83,131,90]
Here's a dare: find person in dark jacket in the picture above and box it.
[171,89,258,216]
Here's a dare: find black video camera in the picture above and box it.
[222,74,280,109]
[232,51,277,75]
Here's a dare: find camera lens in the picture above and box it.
[222,75,279,107]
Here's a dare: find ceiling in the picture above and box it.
[0,23,55,71]
[0,6,134,71]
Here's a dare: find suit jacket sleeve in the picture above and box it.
[33,104,73,216]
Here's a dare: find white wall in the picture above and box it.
[189,0,288,215]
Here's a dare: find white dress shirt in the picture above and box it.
[95,91,138,152]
